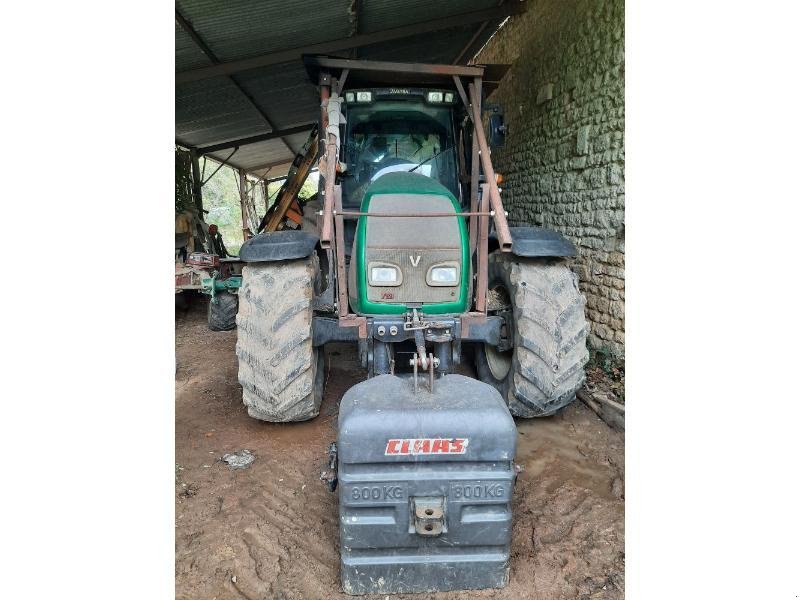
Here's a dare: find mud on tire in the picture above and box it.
[235,256,325,422]
[476,254,589,417]
[207,290,238,331]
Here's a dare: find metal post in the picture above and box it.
[189,148,207,252]
[470,77,488,313]
[238,168,251,241]
[333,185,349,316]
[468,84,481,256]
[319,73,335,249]
[468,80,512,251]
[476,182,489,313]
[190,149,203,214]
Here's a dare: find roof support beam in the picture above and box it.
[306,56,485,77]
[175,8,299,155]
[249,158,295,175]
[453,21,489,65]
[452,0,510,65]
[175,138,196,151]
[176,2,527,84]
[348,0,360,58]
[197,122,316,155]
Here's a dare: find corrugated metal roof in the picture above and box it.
[234,64,321,130]
[358,0,494,33]
[176,0,353,63]
[175,23,212,71]
[175,0,515,176]
[205,131,310,172]
[176,78,268,147]
[358,28,481,64]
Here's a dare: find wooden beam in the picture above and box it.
[176,3,527,84]
[197,123,316,154]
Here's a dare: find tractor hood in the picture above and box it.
[349,172,469,315]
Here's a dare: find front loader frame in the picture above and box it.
[306,56,514,343]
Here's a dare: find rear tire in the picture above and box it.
[476,254,589,417]
[207,291,238,331]
[235,257,325,422]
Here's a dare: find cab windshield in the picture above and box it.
[343,101,458,207]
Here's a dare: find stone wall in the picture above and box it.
[476,0,625,355]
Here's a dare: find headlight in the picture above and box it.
[426,91,444,103]
[426,263,459,286]
[345,92,354,102]
[356,91,372,102]
[369,263,402,286]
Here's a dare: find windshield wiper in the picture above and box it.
[408,145,453,173]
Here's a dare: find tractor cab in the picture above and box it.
[341,87,462,209]
[333,86,470,315]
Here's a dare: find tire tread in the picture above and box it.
[235,258,323,422]
[477,255,589,417]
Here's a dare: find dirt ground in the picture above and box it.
[176,298,625,599]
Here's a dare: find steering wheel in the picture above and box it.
[376,156,413,168]
[362,156,413,181]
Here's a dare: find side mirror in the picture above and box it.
[488,112,507,148]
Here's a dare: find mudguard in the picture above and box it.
[238,230,319,263]
[491,226,577,258]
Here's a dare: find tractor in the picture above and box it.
[234,57,589,595]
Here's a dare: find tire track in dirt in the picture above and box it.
[239,488,339,566]
[176,300,624,600]
[230,464,342,597]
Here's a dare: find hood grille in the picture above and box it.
[363,193,463,305]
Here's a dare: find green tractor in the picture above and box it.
[234,57,589,594]
[236,57,588,422]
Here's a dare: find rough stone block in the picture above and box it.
[577,125,591,155]
[594,133,611,152]
[537,82,554,104]
[570,156,587,170]
[608,163,624,185]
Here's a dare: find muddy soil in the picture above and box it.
[176,299,624,599]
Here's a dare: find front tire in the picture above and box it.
[476,254,589,417]
[235,257,324,422]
